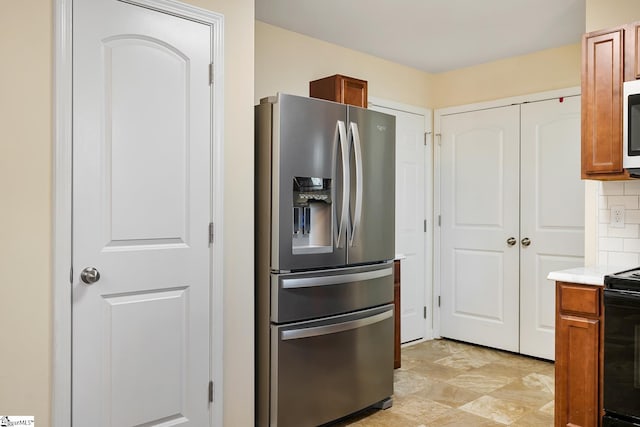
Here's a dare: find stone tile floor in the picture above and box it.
[331,339,554,426]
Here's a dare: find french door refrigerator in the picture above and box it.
[255,93,396,427]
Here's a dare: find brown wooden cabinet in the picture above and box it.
[309,74,368,108]
[555,281,604,427]
[393,259,401,369]
[581,28,626,180]
[625,22,640,80]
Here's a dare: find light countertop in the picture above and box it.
[547,265,633,286]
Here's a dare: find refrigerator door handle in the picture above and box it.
[280,266,393,289]
[349,122,364,247]
[335,120,349,248]
[280,309,393,340]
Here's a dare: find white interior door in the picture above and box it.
[370,104,427,343]
[72,0,212,425]
[519,96,584,360]
[439,106,520,352]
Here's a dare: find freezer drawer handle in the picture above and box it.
[280,267,392,289]
[281,309,393,341]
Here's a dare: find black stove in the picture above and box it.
[605,267,640,291]
[603,268,640,426]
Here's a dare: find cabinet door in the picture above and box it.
[582,29,626,179]
[341,76,368,108]
[624,23,640,81]
[555,282,603,427]
[555,315,600,427]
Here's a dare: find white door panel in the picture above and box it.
[440,106,520,352]
[107,36,190,243]
[520,96,584,360]
[454,130,505,227]
[370,104,427,343]
[106,288,188,426]
[453,249,504,321]
[73,0,211,425]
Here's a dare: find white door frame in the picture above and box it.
[433,86,580,339]
[369,96,434,341]
[52,0,225,425]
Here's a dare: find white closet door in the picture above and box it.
[72,0,212,424]
[440,106,520,352]
[520,96,584,360]
[370,104,427,343]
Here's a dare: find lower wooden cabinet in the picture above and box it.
[555,281,604,427]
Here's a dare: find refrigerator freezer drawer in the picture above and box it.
[270,304,394,427]
[271,262,393,323]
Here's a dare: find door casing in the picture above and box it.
[52,0,225,425]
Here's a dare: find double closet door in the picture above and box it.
[438,96,584,360]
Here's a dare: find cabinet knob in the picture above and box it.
[521,237,531,247]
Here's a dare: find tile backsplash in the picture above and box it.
[599,181,640,266]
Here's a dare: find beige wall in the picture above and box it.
[0,0,53,423]
[0,0,254,426]
[431,43,581,108]
[255,21,434,108]
[256,21,581,111]
[586,0,640,32]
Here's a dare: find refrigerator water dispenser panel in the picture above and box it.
[292,177,332,254]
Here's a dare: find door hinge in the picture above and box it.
[208,380,214,403]
[438,296,441,307]
[423,306,427,319]
[209,63,214,85]
[209,222,214,245]
[424,219,427,232]
[438,215,441,227]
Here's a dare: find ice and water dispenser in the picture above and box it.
[292,177,333,254]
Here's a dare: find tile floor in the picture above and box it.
[331,339,554,426]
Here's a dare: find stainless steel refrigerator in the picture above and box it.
[255,93,396,427]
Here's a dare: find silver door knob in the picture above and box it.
[506,237,517,246]
[81,267,101,284]
[521,237,531,247]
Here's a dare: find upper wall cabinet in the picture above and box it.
[309,74,368,108]
[627,23,640,80]
[581,27,626,179]
[581,22,640,180]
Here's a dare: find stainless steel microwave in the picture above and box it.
[623,80,640,173]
